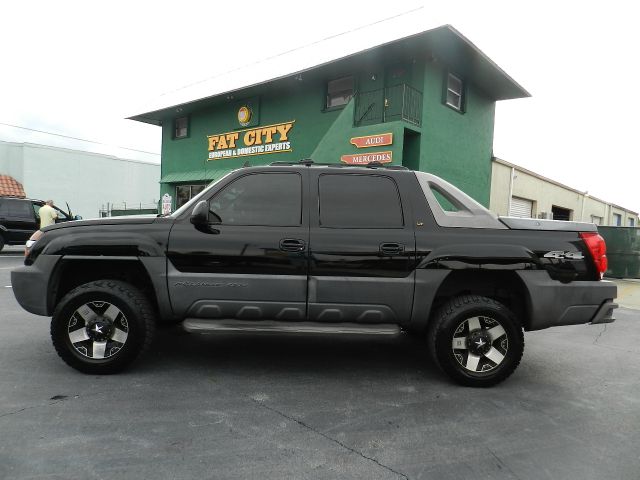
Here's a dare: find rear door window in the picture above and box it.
[318,174,404,228]
[2,199,32,218]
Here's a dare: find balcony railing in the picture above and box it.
[354,84,422,127]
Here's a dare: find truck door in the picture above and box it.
[167,169,310,321]
[308,171,416,325]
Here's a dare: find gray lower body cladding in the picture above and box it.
[517,271,617,330]
[11,255,61,316]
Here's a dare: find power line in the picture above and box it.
[0,121,160,156]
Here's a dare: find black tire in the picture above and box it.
[0,234,5,252]
[427,295,524,387]
[51,280,155,374]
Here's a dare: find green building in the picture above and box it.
[129,25,528,211]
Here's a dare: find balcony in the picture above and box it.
[354,84,422,127]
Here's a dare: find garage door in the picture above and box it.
[509,197,533,218]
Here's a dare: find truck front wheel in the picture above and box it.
[428,295,524,387]
[51,280,155,374]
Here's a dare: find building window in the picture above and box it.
[326,76,354,109]
[174,116,189,139]
[176,184,205,209]
[591,215,603,225]
[629,218,636,227]
[445,73,464,112]
[613,213,622,226]
[551,205,572,221]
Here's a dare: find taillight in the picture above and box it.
[580,232,608,279]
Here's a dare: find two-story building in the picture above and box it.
[129,25,529,211]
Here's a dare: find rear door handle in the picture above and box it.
[280,238,306,252]
[380,242,404,255]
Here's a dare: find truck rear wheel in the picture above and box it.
[51,280,155,374]
[428,295,524,387]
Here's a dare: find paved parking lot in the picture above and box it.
[1,248,639,480]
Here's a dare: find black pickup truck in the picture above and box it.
[11,162,617,387]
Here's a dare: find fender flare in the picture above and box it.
[42,231,164,257]
[418,243,539,269]
[49,255,174,322]
[409,244,539,332]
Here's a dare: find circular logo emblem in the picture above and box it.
[237,106,252,126]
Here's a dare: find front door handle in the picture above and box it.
[380,242,404,255]
[280,238,306,252]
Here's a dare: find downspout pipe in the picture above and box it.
[507,167,515,216]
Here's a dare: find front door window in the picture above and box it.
[209,172,302,226]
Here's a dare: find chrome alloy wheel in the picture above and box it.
[451,316,508,373]
[67,301,129,359]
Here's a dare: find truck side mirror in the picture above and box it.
[190,201,220,233]
[190,201,209,226]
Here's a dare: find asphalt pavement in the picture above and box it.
[1,248,639,480]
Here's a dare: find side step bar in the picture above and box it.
[182,319,401,336]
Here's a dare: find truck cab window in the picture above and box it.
[318,174,403,228]
[209,172,302,226]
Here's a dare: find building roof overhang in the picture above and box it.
[128,24,530,126]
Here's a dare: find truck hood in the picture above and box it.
[28,214,171,262]
[43,214,159,231]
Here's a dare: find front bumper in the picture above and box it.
[11,255,61,316]
[517,271,617,331]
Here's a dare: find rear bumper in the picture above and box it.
[11,255,61,316]
[516,271,617,331]
[589,300,617,325]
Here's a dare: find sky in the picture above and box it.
[1,0,638,212]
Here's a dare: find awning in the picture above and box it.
[160,168,236,184]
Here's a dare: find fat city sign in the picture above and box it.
[207,121,295,160]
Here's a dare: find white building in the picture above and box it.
[0,140,160,219]
[490,157,638,227]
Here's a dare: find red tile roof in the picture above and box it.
[0,175,26,198]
